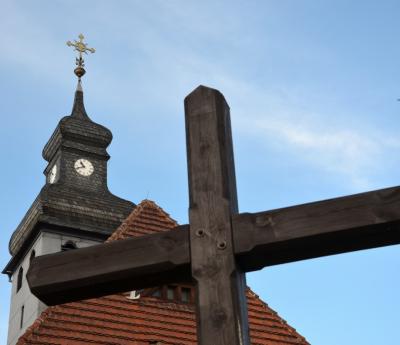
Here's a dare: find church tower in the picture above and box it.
[2,35,135,345]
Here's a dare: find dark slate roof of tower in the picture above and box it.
[71,80,89,118]
[3,83,135,275]
[7,183,134,256]
[42,82,113,163]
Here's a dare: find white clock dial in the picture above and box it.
[49,164,57,184]
[74,159,94,176]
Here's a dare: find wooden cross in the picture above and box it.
[27,86,400,345]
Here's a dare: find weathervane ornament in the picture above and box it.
[66,34,95,80]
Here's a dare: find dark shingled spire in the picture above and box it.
[71,80,90,119]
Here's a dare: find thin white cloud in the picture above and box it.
[203,77,400,190]
[230,88,399,189]
[254,117,381,189]
[1,1,398,191]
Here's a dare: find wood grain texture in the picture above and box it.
[29,184,400,307]
[233,186,400,271]
[27,225,191,305]
[185,85,250,345]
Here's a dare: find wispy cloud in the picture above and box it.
[1,1,398,191]
[254,117,382,189]
[228,82,399,189]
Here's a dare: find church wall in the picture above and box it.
[7,231,102,345]
[7,243,39,345]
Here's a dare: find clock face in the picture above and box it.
[74,159,94,176]
[49,164,57,184]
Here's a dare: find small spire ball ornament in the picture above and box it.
[66,34,95,80]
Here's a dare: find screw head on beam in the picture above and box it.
[217,241,227,250]
[196,229,205,237]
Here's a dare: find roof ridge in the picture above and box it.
[106,199,178,242]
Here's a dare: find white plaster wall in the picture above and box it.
[7,232,101,345]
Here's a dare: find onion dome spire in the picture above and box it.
[66,34,96,118]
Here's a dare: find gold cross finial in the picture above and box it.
[66,34,95,80]
[67,34,95,58]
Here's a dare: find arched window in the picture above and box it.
[16,267,23,292]
[29,250,36,263]
[61,240,77,251]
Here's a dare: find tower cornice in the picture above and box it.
[7,183,135,258]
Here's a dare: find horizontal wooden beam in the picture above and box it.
[233,186,400,272]
[28,186,400,306]
[27,226,191,305]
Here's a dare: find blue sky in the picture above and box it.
[0,1,399,344]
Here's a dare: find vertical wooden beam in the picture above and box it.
[185,85,250,345]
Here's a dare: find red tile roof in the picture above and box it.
[18,200,309,345]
